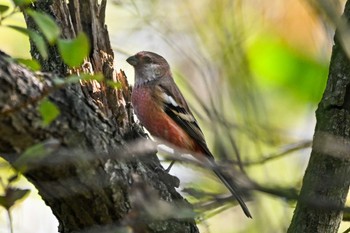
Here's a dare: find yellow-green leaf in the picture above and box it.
[0,4,9,14]
[15,58,41,71]
[38,98,60,126]
[80,73,104,81]
[106,80,122,89]
[13,0,36,6]
[57,32,90,67]
[28,30,48,59]
[27,10,60,44]
[7,25,48,59]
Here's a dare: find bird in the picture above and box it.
[126,51,252,218]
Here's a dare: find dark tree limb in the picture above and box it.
[287,1,350,232]
[0,0,199,232]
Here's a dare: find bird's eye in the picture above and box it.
[143,56,152,63]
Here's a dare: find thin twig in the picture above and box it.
[232,140,312,166]
[7,209,13,233]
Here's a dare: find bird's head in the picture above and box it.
[126,51,171,86]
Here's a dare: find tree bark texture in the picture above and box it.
[288,2,350,233]
[0,0,199,232]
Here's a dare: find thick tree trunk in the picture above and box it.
[287,2,350,232]
[0,0,199,232]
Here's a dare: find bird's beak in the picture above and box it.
[126,55,138,66]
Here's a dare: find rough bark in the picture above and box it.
[0,0,199,232]
[287,2,350,232]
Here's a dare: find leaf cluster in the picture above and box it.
[0,0,90,69]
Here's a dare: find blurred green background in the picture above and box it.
[0,0,346,232]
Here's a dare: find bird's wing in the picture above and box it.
[156,79,214,159]
[156,79,252,218]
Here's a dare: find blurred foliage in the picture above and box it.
[38,98,60,126]
[0,0,90,67]
[0,0,30,58]
[27,9,60,44]
[248,35,328,104]
[57,32,90,67]
[0,0,347,232]
[0,159,31,233]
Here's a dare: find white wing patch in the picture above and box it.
[161,92,195,122]
[161,92,179,107]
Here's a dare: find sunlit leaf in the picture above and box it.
[57,32,90,67]
[248,35,328,103]
[0,188,30,210]
[13,0,36,6]
[0,4,9,14]
[6,26,48,59]
[106,80,122,89]
[28,30,48,59]
[38,98,60,126]
[15,58,41,71]
[27,9,60,44]
[6,25,48,59]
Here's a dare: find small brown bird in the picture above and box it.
[127,51,252,218]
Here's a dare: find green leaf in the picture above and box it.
[15,58,41,71]
[57,32,90,67]
[27,9,60,44]
[52,73,104,86]
[0,188,30,210]
[106,80,122,89]
[28,30,48,59]
[13,139,59,172]
[6,25,29,35]
[0,4,9,14]
[6,25,48,59]
[13,0,36,6]
[80,73,104,81]
[62,75,81,84]
[248,35,328,103]
[38,98,60,126]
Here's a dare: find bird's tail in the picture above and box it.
[209,160,252,218]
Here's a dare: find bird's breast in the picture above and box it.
[131,86,197,152]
